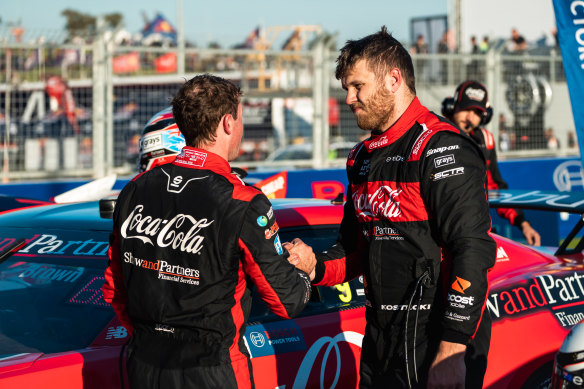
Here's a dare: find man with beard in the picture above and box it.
[442,80,541,246]
[287,27,496,388]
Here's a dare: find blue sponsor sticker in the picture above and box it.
[257,215,268,227]
[274,234,283,255]
[244,320,306,358]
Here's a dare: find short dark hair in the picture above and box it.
[335,26,416,94]
[171,74,242,147]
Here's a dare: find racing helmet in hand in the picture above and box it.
[138,106,185,172]
[552,320,584,388]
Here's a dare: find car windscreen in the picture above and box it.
[0,255,114,358]
[0,227,114,358]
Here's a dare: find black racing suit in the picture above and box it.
[313,98,496,388]
[103,147,311,389]
[471,127,527,227]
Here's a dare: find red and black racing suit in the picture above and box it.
[471,127,528,227]
[102,147,311,389]
[312,98,496,388]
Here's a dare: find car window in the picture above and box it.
[0,256,114,358]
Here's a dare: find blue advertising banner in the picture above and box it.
[552,0,584,163]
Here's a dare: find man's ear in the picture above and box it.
[222,114,233,135]
[387,68,401,92]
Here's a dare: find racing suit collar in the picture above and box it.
[363,97,428,152]
[172,146,231,174]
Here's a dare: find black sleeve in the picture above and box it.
[239,194,311,319]
[313,183,364,286]
[421,132,496,344]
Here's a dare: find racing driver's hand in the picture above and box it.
[521,221,541,246]
[427,341,466,389]
[283,238,316,280]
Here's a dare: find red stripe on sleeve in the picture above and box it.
[238,238,290,319]
[229,261,252,388]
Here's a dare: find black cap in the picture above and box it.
[455,81,488,112]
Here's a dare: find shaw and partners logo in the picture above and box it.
[487,271,584,327]
[121,204,214,254]
[352,184,402,220]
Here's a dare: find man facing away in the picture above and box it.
[442,80,541,246]
[288,27,496,388]
[103,74,315,389]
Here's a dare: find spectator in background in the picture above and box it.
[410,34,429,82]
[511,28,527,52]
[437,31,450,84]
[470,36,479,54]
[468,36,481,79]
[568,131,577,149]
[480,36,490,53]
[442,81,541,246]
[545,128,560,150]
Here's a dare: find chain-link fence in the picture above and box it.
[0,33,577,181]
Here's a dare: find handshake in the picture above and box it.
[283,238,316,280]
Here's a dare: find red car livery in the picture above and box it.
[0,191,583,388]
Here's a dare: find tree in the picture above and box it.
[61,9,123,40]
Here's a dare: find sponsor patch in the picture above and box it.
[140,133,162,153]
[274,235,284,255]
[452,276,471,294]
[265,222,279,239]
[447,293,475,309]
[434,154,455,168]
[385,155,404,163]
[431,167,464,181]
[244,321,306,358]
[381,304,431,311]
[176,148,207,167]
[359,160,371,176]
[371,226,404,241]
[257,215,268,227]
[267,207,274,220]
[426,144,460,156]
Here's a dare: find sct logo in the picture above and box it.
[431,167,464,181]
[250,332,266,347]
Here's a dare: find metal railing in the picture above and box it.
[0,33,577,182]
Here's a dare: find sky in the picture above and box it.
[0,0,448,47]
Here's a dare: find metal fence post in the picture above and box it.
[105,36,114,175]
[312,34,325,169]
[92,19,106,179]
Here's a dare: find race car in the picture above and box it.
[1,190,584,388]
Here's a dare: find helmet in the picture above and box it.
[552,320,584,388]
[138,106,185,172]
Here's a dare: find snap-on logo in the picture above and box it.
[426,145,460,156]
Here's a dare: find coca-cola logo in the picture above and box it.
[120,204,214,254]
[367,136,389,151]
[352,184,402,220]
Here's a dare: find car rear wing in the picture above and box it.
[489,189,584,255]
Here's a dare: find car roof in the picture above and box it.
[0,198,343,231]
